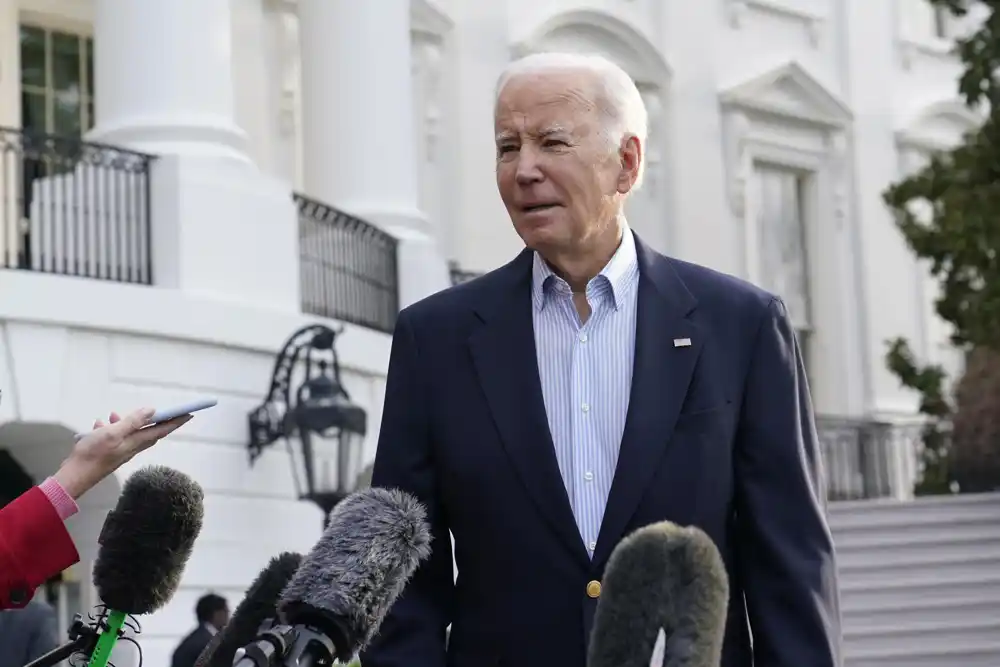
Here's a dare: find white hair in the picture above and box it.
[494,52,649,189]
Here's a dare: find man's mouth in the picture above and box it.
[522,203,560,213]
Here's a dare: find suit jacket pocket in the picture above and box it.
[672,400,735,450]
[676,399,732,422]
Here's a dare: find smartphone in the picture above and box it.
[74,398,217,441]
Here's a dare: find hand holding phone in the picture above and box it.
[74,398,217,441]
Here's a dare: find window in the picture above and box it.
[753,163,814,379]
[15,24,95,269]
[20,24,95,138]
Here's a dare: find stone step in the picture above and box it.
[842,596,1000,631]
[833,518,1000,550]
[836,549,999,584]
[845,639,1000,667]
[836,538,1000,571]
[839,571,1000,609]
[844,617,1000,657]
[829,494,1000,530]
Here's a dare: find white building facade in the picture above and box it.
[0,0,982,662]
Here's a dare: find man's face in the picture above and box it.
[494,70,638,254]
[212,606,230,629]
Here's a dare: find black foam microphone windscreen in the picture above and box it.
[278,487,432,661]
[92,465,204,614]
[194,552,303,667]
[587,521,729,667]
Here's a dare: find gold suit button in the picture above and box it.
[586,580,602,598]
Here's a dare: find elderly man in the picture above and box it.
[361,52,841,667]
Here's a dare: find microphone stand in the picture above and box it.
[23,614,100,667]
[234,620,338,667]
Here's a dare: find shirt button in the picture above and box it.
[588,541,597,551]
[584,471,594,481]
[579,333,588,343]
[581,403,590,413]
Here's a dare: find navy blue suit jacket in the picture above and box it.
[361,237,842,667]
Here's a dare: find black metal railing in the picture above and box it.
[0,127,153,284]
[449,261,483,285]
[296,193,399,333]
[817,416,924,501]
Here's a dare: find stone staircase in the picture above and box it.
[829,492,1000,667]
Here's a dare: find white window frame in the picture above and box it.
[749,162,816,372]
[894,99,983,386]
[896,0,987,69]
[726,0,828,48]
[719,60,853,412]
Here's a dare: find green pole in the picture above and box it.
[87,609,128,667]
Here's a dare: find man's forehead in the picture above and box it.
[495,73,598,137]
[498,70,595,107]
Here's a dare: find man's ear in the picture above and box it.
[618,135,642,194]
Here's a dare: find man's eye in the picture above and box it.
[498,145,517,154]
[544,139,568,147]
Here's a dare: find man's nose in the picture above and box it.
[514,147,543,185]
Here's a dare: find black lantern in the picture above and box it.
[247,324,367,521]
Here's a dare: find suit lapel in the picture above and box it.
[468,251,590,567]
[592,239,703,568]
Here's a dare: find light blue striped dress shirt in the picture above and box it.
[532,225,639,558]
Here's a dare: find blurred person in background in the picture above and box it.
[171,593,230,667]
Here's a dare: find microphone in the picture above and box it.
[193,552,303,667]
[235,487,431,666]
[587,521,729,667]
[89,465,204,667]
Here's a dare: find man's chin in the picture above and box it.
[520,232,569,256]
[517,213,563,239]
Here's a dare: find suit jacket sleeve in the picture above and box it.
[0,487,80,610]
[734,297,842,666]
[359,309,455,667]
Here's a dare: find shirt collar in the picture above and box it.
[531,222,639,312]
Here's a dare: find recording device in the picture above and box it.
[27,466,205,667]
[194,552,304,667]
[587,521,729,667]
[234,487,432,666]
[74,398,218,441]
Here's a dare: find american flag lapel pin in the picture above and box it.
[673,337,692,348]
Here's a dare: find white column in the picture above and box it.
[87,0,246,159]
[86,0,300,311]
[842,0,923,416]
[298,0,450,307]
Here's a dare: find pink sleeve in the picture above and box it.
[38,477,79,521]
